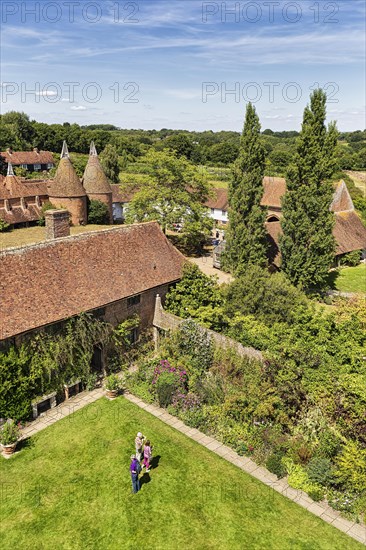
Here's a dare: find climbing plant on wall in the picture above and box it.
[0,313,113,421]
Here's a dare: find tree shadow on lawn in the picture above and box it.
[326,270,339,290]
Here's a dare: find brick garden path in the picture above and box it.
[13,388,366,546]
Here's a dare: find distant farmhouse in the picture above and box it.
[1,148,55,172]
[209,177,366,267]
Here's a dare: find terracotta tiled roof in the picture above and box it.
[331,181,354,213]
[0,205,42,225]
[82,156,112,195]
[0,222,185,340]
[333,211,366,254]
[47,157,86,198]
[205,188,229,211]
[0,174,48,200]
[1,150,55,166]
[265,211,366,265]
[261,177,287,208]
[111,184,136,203]
[203,177,287,211]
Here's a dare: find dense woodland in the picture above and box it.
[1,111,365,174]
[1,110,365,233]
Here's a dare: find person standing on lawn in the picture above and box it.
[143,440,152,472]
[130,454,141,494]
[135,432,144,462]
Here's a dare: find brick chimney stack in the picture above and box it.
[45,209,70,240]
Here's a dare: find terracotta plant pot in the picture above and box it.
[1,442,17,455]
[105,389,118,399]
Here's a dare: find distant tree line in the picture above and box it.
[1,111,365,174]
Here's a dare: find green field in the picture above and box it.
[0,398,361,549]
[345,171,366,197]
[119,165,231,190]
[0,225,112,250]
[332,264,366,293]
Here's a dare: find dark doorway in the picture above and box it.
[91,345,103,372]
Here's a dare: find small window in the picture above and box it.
[47,163,54,169]
[127,294,141,307]
[34,164,41,170]
[21,164,28,169]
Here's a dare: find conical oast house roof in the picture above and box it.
[82,142,112,195]
[1,162,39,199]
[48,141,86,198]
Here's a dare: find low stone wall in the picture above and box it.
[153,295,263,363]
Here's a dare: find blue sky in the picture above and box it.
[1,0,365,131]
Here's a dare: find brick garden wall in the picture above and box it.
[153,295,264,363]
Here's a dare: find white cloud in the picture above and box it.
[36,90,58,97]
[71,105,87,111]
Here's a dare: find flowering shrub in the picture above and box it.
[172,392,201,411]
[327,488,359,514]
[152,360,188,408]
[152,360,187,390]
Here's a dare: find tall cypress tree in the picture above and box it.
[222,103,267,275]
[280,89,338,290]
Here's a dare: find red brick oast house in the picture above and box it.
[0,217,185,366]
[0,141,113,228]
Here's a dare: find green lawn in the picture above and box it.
[0,398,361,549]
[0,225,112,250]
[331,264,366,293]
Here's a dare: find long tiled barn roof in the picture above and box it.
[0,222,185,340]
[1,150,55,166]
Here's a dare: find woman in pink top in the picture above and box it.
[143,440,152,472]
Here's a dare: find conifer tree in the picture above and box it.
[280,89,338,290]
[222,103,267,274]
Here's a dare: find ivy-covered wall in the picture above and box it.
[0,313,112,420]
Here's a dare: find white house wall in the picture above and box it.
[208,208,228,224]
